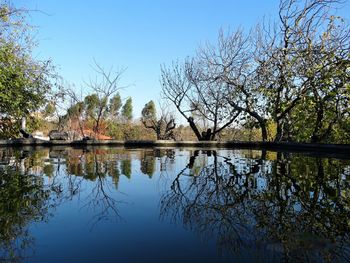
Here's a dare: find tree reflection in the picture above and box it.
[140,150,156,178]
[0,149,54,262]
[0,147,130,260]
[121,159,131,178]
[255,153,350,261]
[64,148,126,227]
[139,149,175,178]
[160,150,350,262]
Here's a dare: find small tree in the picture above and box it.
[141,100,176,140]
[142,100,157,121]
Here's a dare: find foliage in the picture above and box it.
[109,92,122,119]
[141,100,156,121]
[122,97,133,121]
[107,122,156,140]
[0,2,58,139]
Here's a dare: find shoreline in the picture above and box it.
[0,138,350,154]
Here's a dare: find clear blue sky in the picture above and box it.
[14,0,350,119]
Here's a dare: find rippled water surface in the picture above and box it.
[0,147,349,262]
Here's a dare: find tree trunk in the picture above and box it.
[187,117,203,140]
[258,119,268,142]
[311,103,323,143]
[275,121,283,142]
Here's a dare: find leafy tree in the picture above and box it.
[287,16,350,143]
[84,94,100,119]
[0,2,57,138]
[141,100,156,121]
[109,92,122,119]
[122,97,133,121]
[43,102,56,118]
[64,101,85,136]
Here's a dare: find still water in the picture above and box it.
[0,147,349,262]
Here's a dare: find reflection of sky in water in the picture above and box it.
[0,148,349,262]
[257,177,267,191]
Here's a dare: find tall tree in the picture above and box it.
[109,92,122,119]
[122,97,133,121]
[286,14,350,143]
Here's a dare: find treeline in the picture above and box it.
[0,0,349,143]
[61,90,135,140]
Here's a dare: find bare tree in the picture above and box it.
[188,29,270,141]
[85,60,127,134]
[161,61,241,141]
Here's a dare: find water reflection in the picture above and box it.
[160,150,350,262]
[0,147,349,262]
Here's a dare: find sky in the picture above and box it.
[13,0,350,119]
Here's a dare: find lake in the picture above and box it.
[0,147,349,262]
